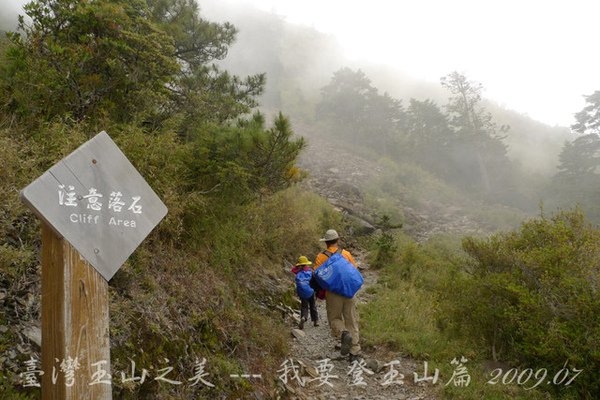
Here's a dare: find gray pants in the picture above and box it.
[301,294,318,322]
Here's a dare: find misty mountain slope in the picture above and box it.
[487,103,570,175]
[201,0,346,118]
[200,0,571,180]
[294,122,526,242]
[0,0,574,177]
[364,64,572,176]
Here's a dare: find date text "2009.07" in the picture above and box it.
[487,363,583,390]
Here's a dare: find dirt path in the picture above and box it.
[281,252,437,400]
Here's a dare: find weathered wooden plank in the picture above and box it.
[41,223,112,399]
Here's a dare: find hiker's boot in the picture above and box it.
[313,320,319,327]
[348,353,363,363]
[299,317,306,330]
[340,331,352,356]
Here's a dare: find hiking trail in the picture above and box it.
[273,122,489,399]
[280,250,437,400]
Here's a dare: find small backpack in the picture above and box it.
[295,269,315,300]
[314,248,363,298]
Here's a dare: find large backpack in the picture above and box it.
[314,248,363,298]
[295,269,315,300]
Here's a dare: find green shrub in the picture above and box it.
[365,212,597,398]
[458,209,600,398]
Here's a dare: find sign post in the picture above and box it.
[41,223,111,399]
[21,131,167,399]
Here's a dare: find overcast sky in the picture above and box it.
[211,0,600,128]
[4,0,600,128]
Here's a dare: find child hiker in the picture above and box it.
[292,256,319,329]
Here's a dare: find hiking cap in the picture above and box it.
[295,256,313,266]
[319,229,339,242]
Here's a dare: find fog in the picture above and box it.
[197,0,585,216]
[0,0,593,208]
[0,0,26,29]
[3,0,598,127]
[210,0,600,130]
[199,0,571,176]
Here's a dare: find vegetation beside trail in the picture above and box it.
[2,1,600,399]
[363,209,600,399]
[0,1,341,398]
[308,55,600,399]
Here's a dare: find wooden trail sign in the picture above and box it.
[22,131,168,281]
[21,131,168,399]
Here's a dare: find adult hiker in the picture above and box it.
[313,229,362,361]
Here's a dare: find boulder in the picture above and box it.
[291,329,306,339]
[23,325,42,348]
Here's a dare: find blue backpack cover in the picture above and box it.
[314,250,363,298]
[295,269,315,299]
